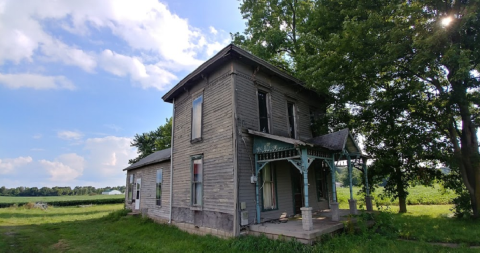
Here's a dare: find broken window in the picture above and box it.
[258,90,270,133]
[287,102,296,139]
[191,155,203,206]
[262,164,277,210]
[156,169,163,206]
[191,94,203,141]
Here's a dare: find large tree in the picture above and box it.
[129,117,172,164]
[234,0,480,216]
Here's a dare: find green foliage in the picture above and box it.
[236,0,480,217]
[129,117,172,164]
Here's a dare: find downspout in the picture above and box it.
[232,65,239,237]
[169,98,175,223]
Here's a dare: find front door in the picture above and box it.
[135,178,141,210]
[291,167,304,215]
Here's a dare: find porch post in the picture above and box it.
[255,154,261,224]
[347,154,358,214]
[329,155,339,221]
[363,158,373,211]
[300,148,313,231]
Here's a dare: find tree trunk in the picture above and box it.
[395,167,407,213]
[399,197,407,213]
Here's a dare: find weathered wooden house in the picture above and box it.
[124,44,372,243]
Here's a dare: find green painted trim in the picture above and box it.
[260,163,279,212]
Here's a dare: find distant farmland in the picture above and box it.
[0,194,124,208]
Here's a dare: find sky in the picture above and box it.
[0,0,246,188]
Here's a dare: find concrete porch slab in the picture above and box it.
[248,209,368,244]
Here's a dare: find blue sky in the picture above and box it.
[0,0,246,188]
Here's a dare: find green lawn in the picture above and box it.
[0,203,478,252]
[0,194,124,204]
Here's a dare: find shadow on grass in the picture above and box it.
[389,212,480,245]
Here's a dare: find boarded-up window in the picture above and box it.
[191,156,203,206]
[262,164,277,210]
[287,102,296,139]
[128,174,134,202]
[258,90,270,133]
[191,94,203,140]
[156,169,163,206]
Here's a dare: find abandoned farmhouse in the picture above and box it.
[123,44,372,243]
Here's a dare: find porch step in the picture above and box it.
[127,212,141,217]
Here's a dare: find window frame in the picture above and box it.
[191,93,204,142]
[127,174,134,203]
[260,163,278,212]
[287,102,296,139]
[257,90,271,134]
[190,155,204,207]
[156,169,163,206]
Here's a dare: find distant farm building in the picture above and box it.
[102,190,122,195]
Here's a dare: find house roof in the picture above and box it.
[162,44,306,103]
[306,129,361,153]
[123,148,171,171]
[247,129,313,147]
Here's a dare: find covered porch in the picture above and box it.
[249,209,370,244]
[249,129,373,232]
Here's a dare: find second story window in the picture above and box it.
[287,102,296,139]
[258,90,270,133]
[191,94,203,141]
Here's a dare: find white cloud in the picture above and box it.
[40,153,85,182]
[58,130,83,140]
[0,73,75,90]
[209,26,218,35]
[0,0,230,90]
[0,156,32,174]
[98,49,176,90]
[84,136,136,179]
[33,134,43,139]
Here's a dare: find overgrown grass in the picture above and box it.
[1,204,479,252]
[337,184,457,207]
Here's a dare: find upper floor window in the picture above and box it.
[191,155,203,206]
[156,169,163,206]
[287,102,296,139]
[258,90,270,133]
[191,94,203,141]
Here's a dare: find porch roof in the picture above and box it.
[248,128,363,156]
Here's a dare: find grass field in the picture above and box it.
[0,194,124,204]
[336,184,457,206]
[0,203,479,252]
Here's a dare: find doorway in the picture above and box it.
[291,167,304,215]
[135,178,141,210]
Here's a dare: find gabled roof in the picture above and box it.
[162,44,306,103]
[123,148,171,171]
[306,129,361,153]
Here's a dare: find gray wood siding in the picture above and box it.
[125,160,171,220]
[234,58,327,224]
[171,63,235,215]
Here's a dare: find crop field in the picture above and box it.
[0,195,125,208]
[0,194,124,204]
[336,184,457,206]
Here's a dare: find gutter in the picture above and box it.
[169,98,175,223]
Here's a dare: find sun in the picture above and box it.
[442,17,453,26]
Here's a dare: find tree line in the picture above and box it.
[0,185,125,197]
